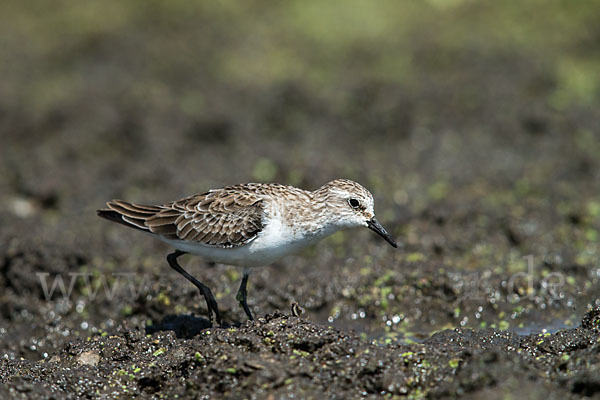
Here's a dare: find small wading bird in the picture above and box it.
[98,179,397,326]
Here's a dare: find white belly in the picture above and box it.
[159,212,329,267]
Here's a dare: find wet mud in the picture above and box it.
[1,1,600,398]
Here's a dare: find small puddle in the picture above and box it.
[318,313,580,345]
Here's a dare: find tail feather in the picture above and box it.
[121,215,149,230]
[97,200,160,232]
[107,203,155,220]
[98,200,181,238]
[111,200,161,215]
[96,208,146,232]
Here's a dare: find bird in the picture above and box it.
[97,179,397,326]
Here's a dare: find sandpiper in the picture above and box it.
[97,179,397,326]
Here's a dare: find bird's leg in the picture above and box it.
[236,268,254,320]
[166,250,222,326]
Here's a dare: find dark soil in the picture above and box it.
[2,310,600,399]
[1,1,600,398]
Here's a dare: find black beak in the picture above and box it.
[367,217,397,248]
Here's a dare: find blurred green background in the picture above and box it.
[2,0,598,203]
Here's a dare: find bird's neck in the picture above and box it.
[281,190,340,238]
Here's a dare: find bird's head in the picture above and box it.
[316,179,397,248]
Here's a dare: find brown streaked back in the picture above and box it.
[97,187,266,248]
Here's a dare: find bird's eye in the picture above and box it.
[348,198,360,209]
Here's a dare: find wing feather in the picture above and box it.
[99,186,265,248]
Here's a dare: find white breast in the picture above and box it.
[159,206,330,268]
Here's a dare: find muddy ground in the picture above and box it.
[1,1,600,399]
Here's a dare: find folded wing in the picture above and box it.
[98,188,265,248]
